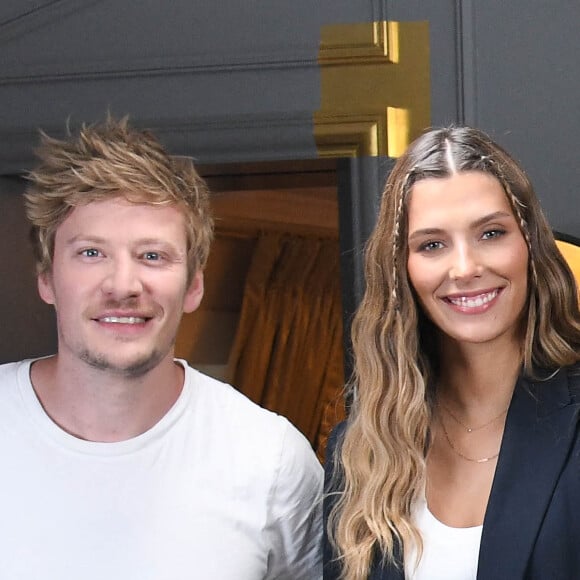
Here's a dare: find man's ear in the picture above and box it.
[183,270,204,314]
[37,271,56,306]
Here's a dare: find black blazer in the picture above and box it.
[323,365,580,579]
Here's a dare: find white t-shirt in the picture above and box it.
[405,498,482,580]
[0,359,323,580]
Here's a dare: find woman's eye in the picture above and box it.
[482,229,505,240]
[143,252,161,261]
[419,241,444,252]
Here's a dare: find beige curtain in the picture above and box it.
[227,232,346,460]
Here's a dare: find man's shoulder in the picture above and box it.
[0,359,31,384]
[0,359,28,370]
[0,359,36,417]
[182,363,318,466]
[183,363,291,436]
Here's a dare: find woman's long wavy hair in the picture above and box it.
[328,126,580,579]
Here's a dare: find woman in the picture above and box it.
[324,126,580,580]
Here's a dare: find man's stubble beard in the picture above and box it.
[78,347,167,378]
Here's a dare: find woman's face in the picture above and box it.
[406,170,529,348]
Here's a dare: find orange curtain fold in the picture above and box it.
[227,232,346,459]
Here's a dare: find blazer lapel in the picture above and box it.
[368,543,405,580]
[369,563,404,580]
[477,368,579,579]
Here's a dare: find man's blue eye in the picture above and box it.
[144,252,160,260]
[81,249,100,258]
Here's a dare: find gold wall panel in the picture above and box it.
[315,21,430,157]
[318,21,395,65]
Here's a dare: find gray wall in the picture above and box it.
[457,1,580,236]
[0,1,578,362]
[1,1,577,233]
[0,177,56,362]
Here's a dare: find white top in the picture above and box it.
[0,359,323,580]
[405,498,482,580]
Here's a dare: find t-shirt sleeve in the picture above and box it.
[263,420,324,580]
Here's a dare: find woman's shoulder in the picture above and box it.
[324,420,348,488]
[328,420,347,447]
[325,421,348,469]
[565,363,580,397]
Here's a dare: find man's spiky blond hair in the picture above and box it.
[25,115,213,282]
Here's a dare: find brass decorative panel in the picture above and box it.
[318,21,395,65]
[315,21,430,158]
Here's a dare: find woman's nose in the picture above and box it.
[448,244,482,281]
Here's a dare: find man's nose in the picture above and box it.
[101,258,143,298]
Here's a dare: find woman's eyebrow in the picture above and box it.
[470,210,513,229]
[408,211,513,241]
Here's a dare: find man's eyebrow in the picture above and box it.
[134,238,178,247]
[65,236,179,247]
[65,235,107,246]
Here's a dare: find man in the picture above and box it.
[0,117,323,579]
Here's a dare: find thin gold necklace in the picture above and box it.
[439,401,508,433]
[438,414,500,464]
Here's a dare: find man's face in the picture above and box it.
[38,198,204,377]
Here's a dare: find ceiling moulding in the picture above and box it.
[0,49,322,85]
[0,0,103,45]
[0,2,386,84]
[0,112,320,173]
[314,20,430,158]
